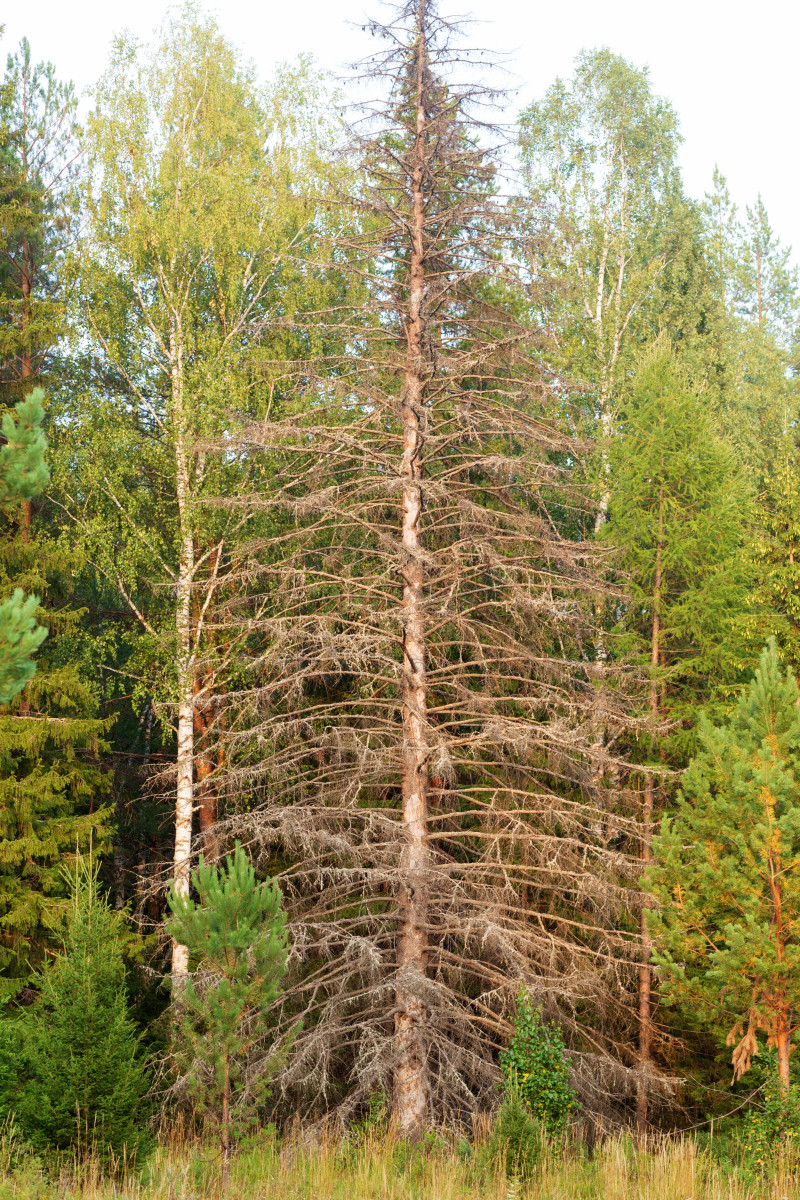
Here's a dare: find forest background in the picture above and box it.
[2,0,800,1164]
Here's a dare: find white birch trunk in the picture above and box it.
[170,321,195,989]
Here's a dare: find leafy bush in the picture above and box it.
[500,992,577,1135]
[745,1073,800,1169]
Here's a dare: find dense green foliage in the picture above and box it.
[500,993,577,1135]
[166,845,289,1166]
[649,642,800,1084]
[1,860,150,1164]
[0,390,48,702]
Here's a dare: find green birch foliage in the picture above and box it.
[55,5,345,726]
[5,859,151,1165]
[519,49,683,424]
[165,844,289,1150]
[606,341,751,748]
[500,992,577,1135]
[649,642,800,1073]
[701,172,800,483]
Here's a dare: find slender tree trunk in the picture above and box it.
[393,0,432,1138]
[776,1005,791,1091]
[193,543,222,861]
[193,674,219,860]
[171,328,195,989]
[17,242,32,720]
[770,860,791,1091]
[220,1049,231,1189]
[637,482,663,1135]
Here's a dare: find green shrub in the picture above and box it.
[500,992,577,1136]
[745,1073,800,1170]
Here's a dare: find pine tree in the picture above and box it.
[0,388,47,701]
[6,858,151,1163]
[649,640,800,1092]
[0,37,79,406]
[165,844,288,1184]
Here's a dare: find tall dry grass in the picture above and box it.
[2,1120,800,1199]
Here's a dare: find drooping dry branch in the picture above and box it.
[199,0,650,1130]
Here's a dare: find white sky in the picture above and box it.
[10,0,800,260]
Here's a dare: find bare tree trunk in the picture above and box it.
[770,857,790,1091]
[171,329,195,989]
[20,246,32,540]
[221,1049,231,1189]
[193,543,222,862]
[393,0,432,1138]
[777,1005,791,1091]
[637,481,663,1135]
[193,676,220,861]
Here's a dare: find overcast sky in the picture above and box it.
[10,0,799,260]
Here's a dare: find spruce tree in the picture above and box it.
[0,49,111,999]
[649,640,800,1092]
[747,430,800,676]
[166,844,288,1183]
[605,340,751,1127]
[0,43,111,998]
[7,859,151,1164]
[214,0,638,1133]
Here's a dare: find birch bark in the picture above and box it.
[171,321,195,988]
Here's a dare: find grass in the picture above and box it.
[3,1119,800,1200]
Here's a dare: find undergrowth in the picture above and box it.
[1,1120,800,1199]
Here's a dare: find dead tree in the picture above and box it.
[210,0,647,1134]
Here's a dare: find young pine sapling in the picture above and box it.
[166,844,289,1183]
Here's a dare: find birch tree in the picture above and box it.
[211,0,641,1134]
[57,9,338,989]
[519,50,682,528]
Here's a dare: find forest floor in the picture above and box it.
[4,1128,800,1200]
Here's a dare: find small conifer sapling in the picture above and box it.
[8,857,150,1165]
[166,844,289,1184]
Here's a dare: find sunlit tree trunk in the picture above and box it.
[393,0,432,1137]
[171,325,195,988]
